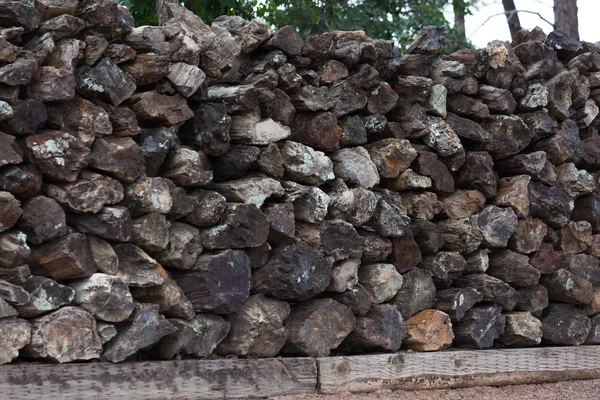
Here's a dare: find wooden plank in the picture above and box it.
[0,358,317,399]
[318,346,600,394]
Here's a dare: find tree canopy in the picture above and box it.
[119,0,473,51]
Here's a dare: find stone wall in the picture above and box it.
[0,0,599,364]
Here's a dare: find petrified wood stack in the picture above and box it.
[0,0,599,364]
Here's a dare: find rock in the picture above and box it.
[28,66,76,102]
[471,205,519,248]
[76,59,136,106]
[215,175,284,208]
[391,75,432,104]
[339,115,367,147]
[435,288,483,322]
[341,304,406,353]
[571,193,600,233]
[387,169,432,190]
[477,115,531,160]
[282,298,355,357]
[404,309,454,351]
[388,235,421,274]
[498,311,542,347]
[165,62,205,98]
[200,203,269,249]
[447,93,489,120]
[113,244,167,288]
[423,115,463,157]
[280,141,334,186]
[102,303,176,363]
[568,254,600,286]
[453,304,506,349]
[183,102,231,156]
[560,221,593,254]
[540,269,593,304]
[87,235,118,275]
[519,83,549,110]
[586,314,600,344]
[184,190,226,228]
[263,25,303,55]
[154,222,202,270]
[217,294,290,358]
[357,263,403,304]
[0,133,21,168]
[586,235,600,258]
[88,137,144,183]
[542,303,591,345]
[455,273,518,311]
[159,148,213,188]
[329,284,373,317]
[515,285,549,315]
[427,83,447,117]
[487,250,541,288]
[0,279,30,306]
[367,196,411,237]
[508,218,548,254]
[263,203,295,244]
[364,139,418,179]
[212,145,260,182]
[557,163,595,198]
[0,165,42,199]
[171,249,251,314]
[327,258,360,293]
[24,307,102,363]
[492,175,531,217]
[253,241,332,301]
[119,177,172,217]
[0,58,37,86]
[128,91,193,127]
[130,275,194,320]
[528,182,574,228]
[456,153,497,201]
[530,243,568,275]
[0,318,30,364]
[330,147,380,188]
[28,233,96,281]
[25,130,89,183]
[15,276,74,318]
[411,220,443,255]
[437,218,482,254]
[44,170,124,214]
[0,231,30,268]
[153,314,230,359]
[290,112,341,152]
[442,189,486,219]
[465,249,490,274]
[0,192,21,233]
[413,151,454,194]
[68,273,134,323]
[392,268,436,318]
[533,119,581,165]
[68,206,132,242]
[421,251,467,286]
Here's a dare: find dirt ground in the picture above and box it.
[270,379,600,400]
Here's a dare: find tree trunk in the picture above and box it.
[502,0,522,40]
[453,0,467,42]
[554,0,579,40]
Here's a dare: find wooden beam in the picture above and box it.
[317,346,600,394]
[0,358,317,399]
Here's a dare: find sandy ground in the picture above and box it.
[269,379,600,400]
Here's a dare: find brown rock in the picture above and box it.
[88,137,144,183]
[130,276,194,320]
[568,254,600,287]
[437,218,483,254]
[390,235,422,273]
[88,235,118,275]
[0,192,21,233]
[25,131,89,183]
[404,309,454,351]
[413,151,455,194]
[571,193,600,233]
[515,285,549,315]
[365,139,418,179]
[499,311,542,347]
[533,119,581,165]
[24,307,102,363]
[560,221,593,253]
[28,233,96,281]
[0,318,30,364]
[509,218,548,254]
[68,273,134,322]
[442,189,486,219]
[0,231,30,268]
[0,165,43,199]
[43,170,124,214]
[128,91,193,127]
[290,112,341,152]
[477,115,531,159]
[492,175,531,217]
[541,269,593,304]
[154,222,202,270]
[488,250,541,287]
[76,59,136,106]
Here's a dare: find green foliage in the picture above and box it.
[119,0,472,51]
